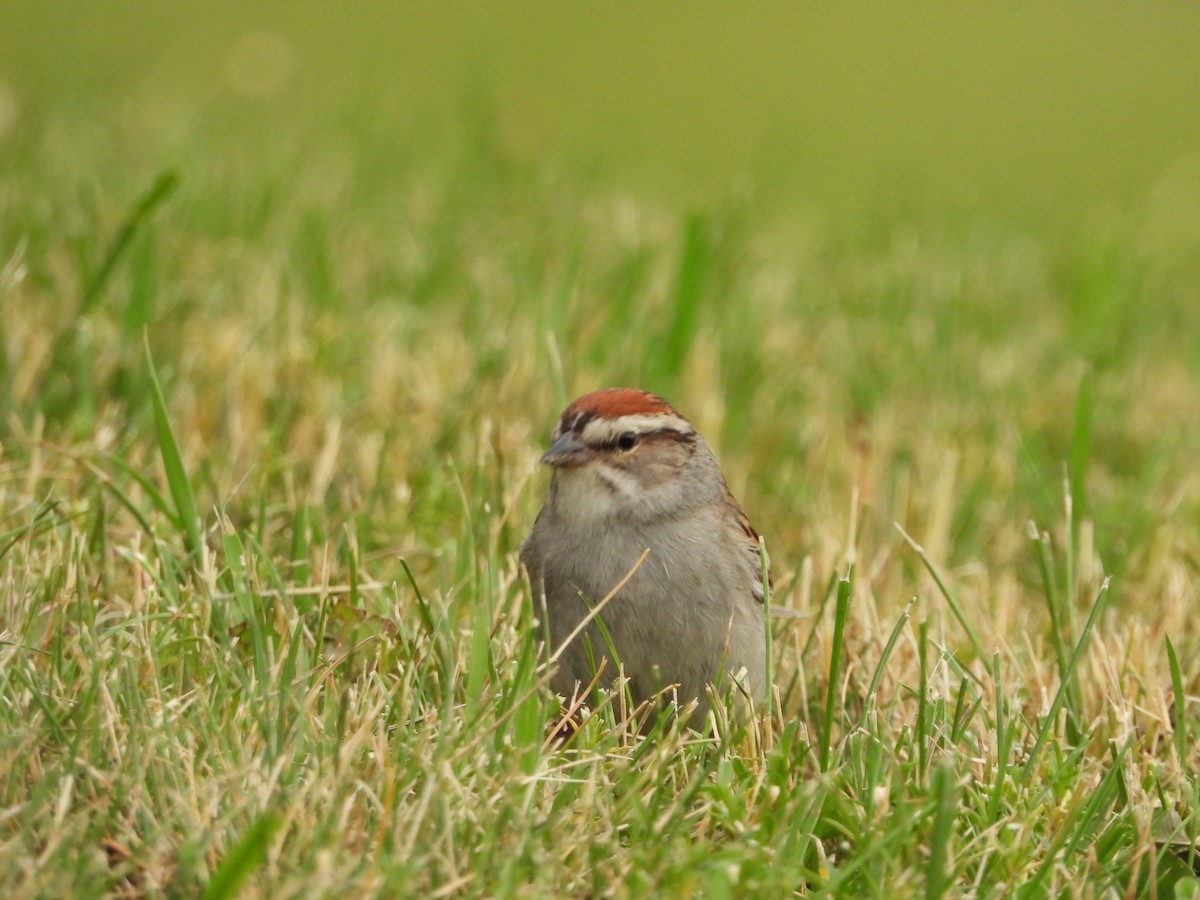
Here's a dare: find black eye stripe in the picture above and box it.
[583,428,694,451]
[560,410,596,435]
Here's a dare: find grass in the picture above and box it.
[1,94,1199,898]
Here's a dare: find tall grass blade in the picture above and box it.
[291,502,312,588]
[102,453,177,530]
[1165,635,1188,766]
[926,763,959,900]
[464,593,493,721]
[918,619,930,779]
[0,503,60,563]
[400,557,452,697]
[896,524,987,666]
[222,524,268,682]
[83,168,180,311]
[144,337,202,560]
[201,813,279,900]
[986,652,1014,821]
[1021,577,1112,782]
[1068,371,1093,527]
[654,212,709,385]
[867,598,914,701]
[1028,521,1077,741]
[759,535,774,718]
[821,571,852,772]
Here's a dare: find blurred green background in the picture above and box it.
[4,2,1200,223]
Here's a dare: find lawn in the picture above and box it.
[2,7,1199,897]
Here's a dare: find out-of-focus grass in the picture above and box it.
[3,3,1200,218]
[1,10,1200,895]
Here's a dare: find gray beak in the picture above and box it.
[541,432,590,467]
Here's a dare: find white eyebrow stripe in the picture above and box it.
[580,413,693,445]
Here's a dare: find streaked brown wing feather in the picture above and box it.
[724,490,769,603]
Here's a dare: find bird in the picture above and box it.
[521,388,768,727]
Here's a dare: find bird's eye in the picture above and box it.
[617,432,638,451]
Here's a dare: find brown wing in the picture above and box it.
[724,490,770,603]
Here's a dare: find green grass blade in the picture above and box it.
[102,453,177,529]
[400,557,453,699]
[290,502,312,588]
[0,502,61,563]
[201,813,279,900]
[896,523,987,666]
[1029,521,1077,740]
[1165,635,1188,766]
[918,619,930,780]
[654,211,709,386]
[821,571,852,772]
[83,168,180,312]
[1068,371,1093,528]
[926,763,960,900]
[987,652,1014,821]
[867,598,914,701]
[464,589,493,721]
[759,535,774,718]
[222,524,268,681]
[346,522,361,608]
[1021,577,1112,783]
[144,336,202,561]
